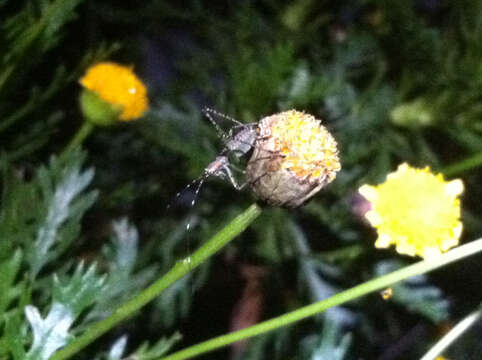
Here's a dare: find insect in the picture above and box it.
[201,107,259,189]
[168,108,259,228]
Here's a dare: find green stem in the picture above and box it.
[63,121,94,154]
[159,238,482,360]
[420,303,482,360]
[441,151,482,177]
[51,203,262,360]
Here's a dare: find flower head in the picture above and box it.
[80,62,148,122]
[247,110,340,207]
[359,163,464,260]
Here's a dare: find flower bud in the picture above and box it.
[247,110,340,207]
[390,98,434,128]
[79,62,149,126]
[79,88,122,126]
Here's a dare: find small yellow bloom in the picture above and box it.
[80,62,148,121]
[359,163,463,260]
[380,287,393,300]
[247,110,340,207]
[270,110,340,181]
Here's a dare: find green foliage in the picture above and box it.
[24,264,105,360]
[0,0,84,159]
[85,218,157,323]
[93,331,181,360]
[51,263,106,319]
[1,0,481,359]
[375,260,449,323]
[127,333,182,360]
[0,149,177,358]
[228,42,296,117]
[27,155,96,277]
[301,321,352,360]
[0,0,119,161]
[0,250,23,315]
[235,328,291,360]
[0,150,97,278]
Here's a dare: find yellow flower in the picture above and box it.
[247,110,340,207]
[380,287,393,300]
[270,110,340,181]
[80,62,148,121]
[359,163,463,260]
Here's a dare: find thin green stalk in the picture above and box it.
[51,203,262,360]
[442,151,482,177]
[63,121,94,154]
[420,304,482,360]
[159,238,482,360]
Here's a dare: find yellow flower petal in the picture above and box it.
[375,233,391,248]
[445,179,464,197]
[365,210,382,226]
[359,163,463,260]
[359,185,378,202]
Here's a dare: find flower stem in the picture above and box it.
[441,151,482,177]
[159,238,482,360]
[420,303,482,360]
[51,203,262,360]
[64,121,94,154]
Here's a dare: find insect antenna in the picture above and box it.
[203,107,244,126]
[166,176,201,209]
[187,177,206,230]
[166,178,197,210]
[202,107,246,141]
[164,176,209,295]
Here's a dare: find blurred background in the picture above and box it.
[1,0,481,359]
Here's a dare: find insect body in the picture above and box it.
[201,107,258,189]
[168,108,258,218]
[203,108,258,157]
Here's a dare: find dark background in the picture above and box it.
[1,1,481,359]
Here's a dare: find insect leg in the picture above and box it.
[226,162,246,174]
[219,163,246,190]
